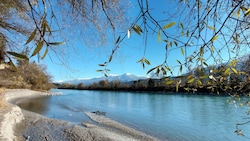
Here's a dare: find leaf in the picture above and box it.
[48,42,65,46]
[137,59,143,63]
[173,41,178,46]
[98,64,106,66]
[25,29,37,45]
[9,61,18,72]
[44,21,51,34]
[31,41,44,57]
[200,47,204,56]
[244,8,250,17]
[237,8,241,18]
[144,58,151,65]
[180,48,184,55]
[163,22,176,29]
[158,30,161,42]
[180,22,184,29]
[211,35,218,42]
[41,47,48,59]
[96,70,103,72]
[207,25,216,30]
[132,25,142,35]
[186,30,189,37]
[187,78,195,83]
[233,36,239,44]
[127,30,130,38]
[7,52,29,60]
[231,68,238,74]
[166,42,172,48]
[180,65,183,72]
[156,67,160,74]
[197,79,203,86]
[116,36,121,44]
[177,60,181,64]
[241,6,248,11]
[181,30,184,36]
[41,19,47,36]
[147,67,156,75]
[166,79,175,85]
[161,67,166,75]
[230,59,237,67]
[224,68,230,75]
[210,46,214,53]
[203,62,208,67]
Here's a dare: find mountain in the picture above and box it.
[61,73,149,86]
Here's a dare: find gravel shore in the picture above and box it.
[1,89,159,141]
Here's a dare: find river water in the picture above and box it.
[18,89,250,141]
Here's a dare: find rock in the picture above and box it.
[91,110,106,116]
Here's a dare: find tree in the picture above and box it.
[98,0,250,95]
[0,0,127,67]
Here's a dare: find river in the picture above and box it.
[17,89,250,141]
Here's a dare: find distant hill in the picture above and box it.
[60,73,149,86]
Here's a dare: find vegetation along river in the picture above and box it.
[18,89,250,141]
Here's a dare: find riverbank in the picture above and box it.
[1,89,158,141]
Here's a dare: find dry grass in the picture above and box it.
[0,88,6,108]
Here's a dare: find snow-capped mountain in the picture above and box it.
[61,73,149,86]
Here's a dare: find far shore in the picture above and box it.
[0,89,159,141]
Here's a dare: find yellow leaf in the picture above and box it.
[244,8,250,17]
[25,29,37,45]
[224,68,230,75]
[163,22,176,29]
[197,79,203,86]
[132,25,142,35]
[241,6,248,11]
[230,59,237,67]
[211,35,218,42]
[237,8,241,18]
[181,30,184,36]
[187,78,195,83]
[41,47,48,59]
[166,80,175,85]
[207,25,216,30]
[144,58,151,65]
[158,30,161,42]
[210,46,214,53]
[31,41,44,57]
[200,75,208,79]
[231,68,238,74]
[7,52,29,60]
[181,48,184,55]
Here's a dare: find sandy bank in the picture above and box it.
[1,89,159,141]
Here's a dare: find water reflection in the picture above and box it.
[17,96,51,115]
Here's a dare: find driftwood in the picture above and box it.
[91,111,106,116]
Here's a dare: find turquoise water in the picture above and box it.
[18,89,250,141]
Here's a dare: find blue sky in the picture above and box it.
[38,0,247,82]
[38,0,172,82]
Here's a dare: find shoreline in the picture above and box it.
[1,89,159,141]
